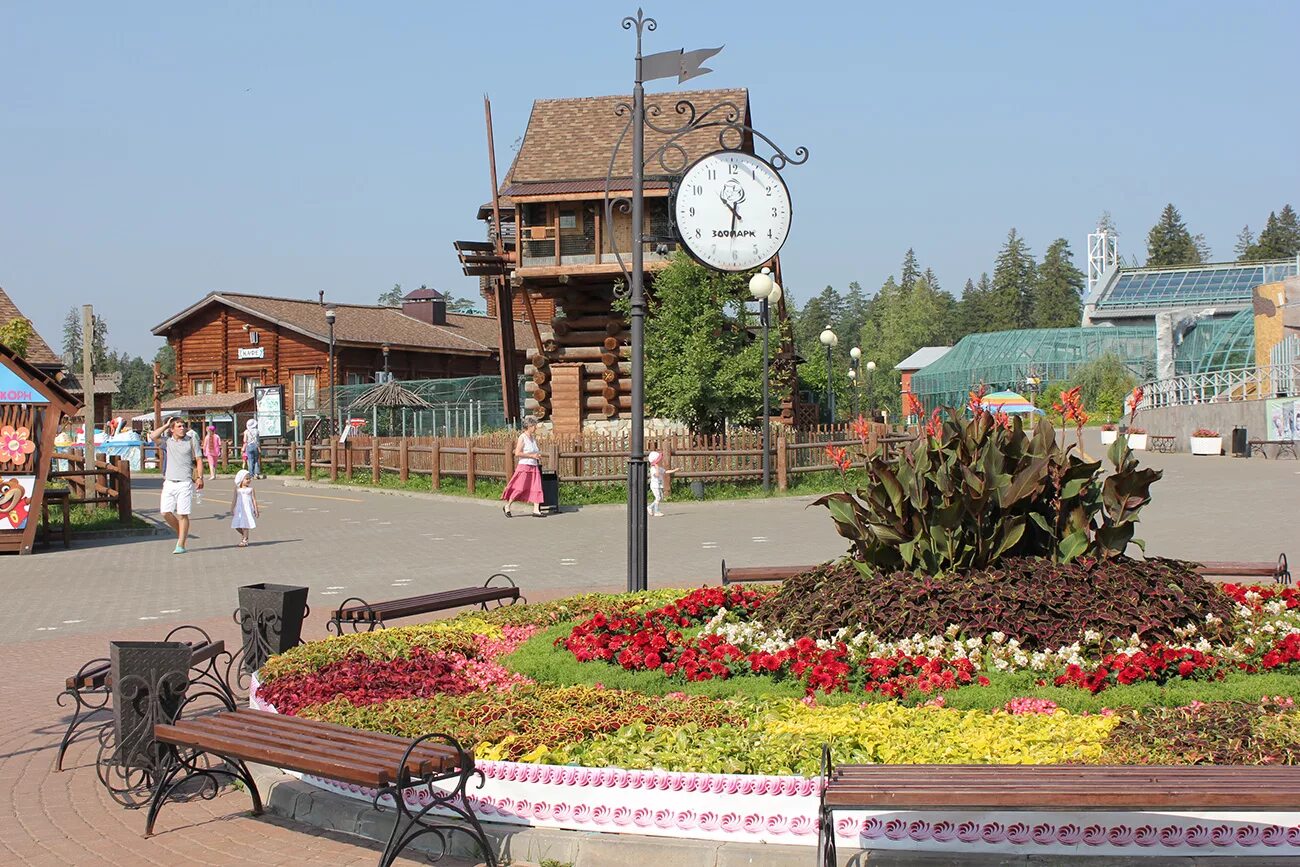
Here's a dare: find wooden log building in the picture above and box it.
[457,88,801,434]
[152,289,532,421]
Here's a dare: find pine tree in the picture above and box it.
[1192,233,1212,263]
[899,249,921,292]
[1145,203,1201,266]
[1031,239,1085,328]
[957,273,995,336]
[377,283,404,306]
[922,267,941,293]
[1096,211,1119,238]
[61,306,109,369]
[989,229,1036,331]
[1234,226,1255,260]
[1248,205,1300,259]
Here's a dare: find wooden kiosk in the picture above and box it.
[0,344,81,555]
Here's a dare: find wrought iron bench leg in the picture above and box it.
[143,746,263,837]
[818,743,836,867]
[329,598,383,635]
[482,574,525,610]
[376,734,496,867]
[53,687,111,772]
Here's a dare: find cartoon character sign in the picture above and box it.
[0,476,34,530]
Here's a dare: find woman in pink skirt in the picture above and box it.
[501,415,544,517]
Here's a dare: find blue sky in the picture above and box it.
[3,1,1298,357]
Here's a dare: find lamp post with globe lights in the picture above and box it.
[865,359,876,418]
[819,326,838,422]
[325,306,337,432]
[848,346,862,417]
[748,267,782,493]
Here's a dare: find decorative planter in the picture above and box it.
[1190,436,1222,456]
[236,583,309,674]
[1099,430,1118,445]
[109,641,191,769]
[1127,433,1148,450]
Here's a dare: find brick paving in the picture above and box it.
[3,447,1297,863]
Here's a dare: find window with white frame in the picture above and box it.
[292,373,318,411]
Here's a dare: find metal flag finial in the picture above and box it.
[641,45,723,84]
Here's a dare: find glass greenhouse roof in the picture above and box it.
[1094,259,1298,311]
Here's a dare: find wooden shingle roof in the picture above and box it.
[0,286,62,368]
[153,293,535,355]
[503,88,750,196]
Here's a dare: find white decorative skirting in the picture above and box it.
[250,679,1300,855]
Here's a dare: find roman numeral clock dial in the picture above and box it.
[673,152,792,272]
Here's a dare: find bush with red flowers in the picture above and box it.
[1054,644,1224,694]
[1260,633,1300,671]
[1221,582,1298,611]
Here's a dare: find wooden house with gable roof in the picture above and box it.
[457,89,800,434]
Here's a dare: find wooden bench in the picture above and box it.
[817,748,1300,866]
[39,487,72,549]
[721,560,817,585]
[1195,553,1290,585]
[146,709,496,866]
[54,626,236,772]
[329,573,523,634]
[1148,434,1177,453]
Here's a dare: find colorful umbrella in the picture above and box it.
[977,390,1043,415]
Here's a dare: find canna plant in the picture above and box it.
[814,407,1161,573]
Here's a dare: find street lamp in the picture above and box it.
[819,325,837,422]
[382,342,391,379]
[866,359,876,419]
[325,306,337,432]
[749,267,782,494]
[849,346,861,418]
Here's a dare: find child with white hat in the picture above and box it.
[646,450,678,517]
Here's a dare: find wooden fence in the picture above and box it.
[235,423,913,494]
[50,452,134,522]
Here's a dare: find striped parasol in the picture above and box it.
[977,390,1043,415]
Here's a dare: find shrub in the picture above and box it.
[1070,353,1136,421]
[1101,699,1300,765]
[815,412,1161,573]
[295,685,747,761]
[758,556,1236,649]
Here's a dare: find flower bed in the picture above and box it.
[250,582,1300,856]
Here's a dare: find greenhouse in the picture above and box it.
[909,309,1263,410]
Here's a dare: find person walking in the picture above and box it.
[151,416,204,553]
[242,419,262,479]
[230,468,259,547]
[201,425,222,480]
[647,450,678,517]
[501,415,544,518]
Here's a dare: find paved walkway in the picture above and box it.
[3,448,1297,863]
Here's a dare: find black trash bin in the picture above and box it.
[540,470,560,513]
[1231,426,1249,457]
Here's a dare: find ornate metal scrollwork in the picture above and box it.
[326,596,381,635]
[374,733,495,867]
[53,658,112,772]
[96,668,190,808]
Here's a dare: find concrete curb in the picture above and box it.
[253,766,1294,867]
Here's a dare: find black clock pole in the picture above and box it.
[628,18,648,594]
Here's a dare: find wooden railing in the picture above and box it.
[49,452,134,522]
[240,424,912,494]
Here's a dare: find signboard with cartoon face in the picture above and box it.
[0,476,34,530]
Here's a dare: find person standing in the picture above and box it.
[242,418,262,479]
[201,425,222,480]
[501,415,544,518]
[152,416,204,554]
[230,469,259,547]
[647,450,678,517]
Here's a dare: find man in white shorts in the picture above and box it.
[152,416,205,553]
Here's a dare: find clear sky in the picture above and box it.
[4,1,1298,357]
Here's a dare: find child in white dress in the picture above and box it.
[647,450,678,517]
[230,469,259,547]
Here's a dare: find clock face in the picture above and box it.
[673,152,792,272]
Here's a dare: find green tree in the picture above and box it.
[641,254,762,434]
[1246,205,1300,260]
[899,248,921,292]
[444,292,480,314]
[1234,225,1255,260]
[378,283,404,306]
[922,266,941,293]
[114,353,155,408]
[1145,203,1202,266]
[957,273,995,336]
[1068,353,1136,422]
[1031,238,1085,328]
[989,229,1036,331]
[155,344,177,400]
[0,317,34,358]
[61,306,109,369]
